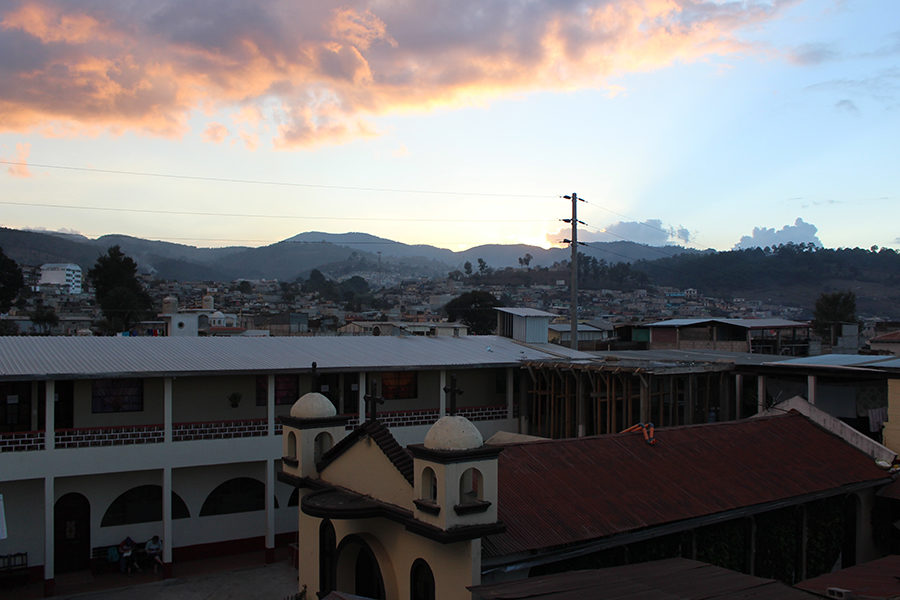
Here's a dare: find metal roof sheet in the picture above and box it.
[795,554,900,599]
[766,354,899,368]
[483,413,889,559]
[648,318,808,329]
[496,307,557,318]
[471,558,813,599]
[0,335,586,379]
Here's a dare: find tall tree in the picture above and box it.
[812,290,856,342]
[444,291,503,334]
[88,246,153,333]
[0,246,24,313]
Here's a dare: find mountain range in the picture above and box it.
[0,227,697,282]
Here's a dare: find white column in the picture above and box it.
[757,375,766,414]
[807,374,816,405]
[164,377,173,444]
[267,375,276,436]
[265,459,275,562]
[31,381,39,431]
[44,476,54,583]
[45,380,55,451]
[162,467,172,565]
[439,370,447,417]
[506,368,514,420]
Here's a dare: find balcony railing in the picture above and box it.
[0,430,44,453]
[172,419,282,442]
[56,424,165,449]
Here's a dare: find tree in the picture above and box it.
[444,291,503,334]
[477,258,489,274]
[88,246,153,333]
[813,291,856,342]
[463,261,473,276]
[30,302,59,334]
[237,280,253,294]
[0,246,24,313]
[518,253,533,269]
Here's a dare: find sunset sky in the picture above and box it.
[1,0,897,253]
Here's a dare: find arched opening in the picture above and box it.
[55,492,90,573]
[314,431,333,465]
[421,467,437,502]
[101,485,190,526]
[459,468,483,504]
[410,558,435,600]
[319,520,336,597]
[287,431,298,461]
[842,494,860,568]
[200,477,276,516]
[336,535,386,600]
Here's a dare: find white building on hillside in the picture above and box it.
[38,264,82,294]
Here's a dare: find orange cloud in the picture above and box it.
[203,123,229,143]
[4,142,32,177]
[0,1,791,147]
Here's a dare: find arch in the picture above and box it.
[420,467,437,502]
[200,477,277,517]
[314,431,333,464]
[55,492,90,573]
[459,467,483,504]
[101,485,189,527]
[336,534,386,600]
[319,520,336,596]
[410,558,435,600]
[287,431,298,461]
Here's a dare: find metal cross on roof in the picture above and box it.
[310,361,318,391]
[442,374,464,416]
[364,382,384,422]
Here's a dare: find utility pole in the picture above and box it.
[569,192,578,351]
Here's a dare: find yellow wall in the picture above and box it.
[320,438,411,508]
[883,378,900,455]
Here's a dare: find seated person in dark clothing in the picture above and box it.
[144,535,164,573]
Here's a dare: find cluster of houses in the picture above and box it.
[2,307,900,598]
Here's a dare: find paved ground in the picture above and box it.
[10,550,301,600]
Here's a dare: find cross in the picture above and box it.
[363,382,384,422]
[310,362,318,392]
[443,375,463,416]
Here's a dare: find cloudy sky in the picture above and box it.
[1,0,897,252]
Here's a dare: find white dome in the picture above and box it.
[290,392,337,419]
[424,415,483,451]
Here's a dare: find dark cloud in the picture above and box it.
[835,99,859,114]
[789,43,839,66]
[0,0,796,145]
[733,218,822,250]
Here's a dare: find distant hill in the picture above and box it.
[0,226,698,282]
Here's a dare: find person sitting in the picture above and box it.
[144,535,164,573]
[118,536,140,574]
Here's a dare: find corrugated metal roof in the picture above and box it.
[483,413,888,559]
[547,324,604,332]
[648,318,808,329]
[795,554,900,599]
[496,308,557,318]
[471,558,813,599]
[765,354,900,369]
[0,335,583,379]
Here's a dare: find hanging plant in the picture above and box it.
[228,392,242,408]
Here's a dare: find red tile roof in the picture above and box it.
[484,412,889,558]
[795,554,900,599]
[870,330,900,343]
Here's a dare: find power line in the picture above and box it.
[0,160,548,199]
[0,200,547,223]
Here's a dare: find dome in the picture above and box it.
[290,392,337,419]
[424,415,483,451]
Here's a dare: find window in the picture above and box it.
[410,559,435,600]
[314,432,333,464]
[287,432,298,460]
[381,372,417,400]
[459,468,483,504]
[421,467,437,502]
[92,379,143,413]
[101,485,189,526]
[256,375,298,406]
[200,477,277,516]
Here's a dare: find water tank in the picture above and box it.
[162,296,178,314]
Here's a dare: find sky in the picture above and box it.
[0,0,898,253]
